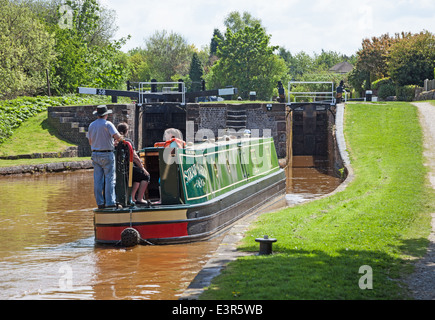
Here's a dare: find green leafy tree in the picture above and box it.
[0,0,128,96]
[0,0,56,99]
[224,11,262,33]
[278,48,315,80]
[127,49,151,82]
[388,31,435,86]
[51,30,84,94]
[48,0,128,93]
[355,33,400,84]
[209,24,288,100]
[63,0,117,46]
[348,67,370,96]
[144,30,193,81]
[86,38,129,88]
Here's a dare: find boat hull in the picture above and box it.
[94,169,286,245]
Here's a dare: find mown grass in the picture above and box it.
[0,111,91,167]
[0,94,117,165]
[0,112,75,157]
[200,102,435,300]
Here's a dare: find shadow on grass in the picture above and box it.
[200,237,429,300]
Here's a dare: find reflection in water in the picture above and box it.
[0,157,341,300]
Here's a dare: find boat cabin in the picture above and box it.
[138,135,281,206]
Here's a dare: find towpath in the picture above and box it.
[406,102,435,300]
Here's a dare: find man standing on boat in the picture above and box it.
[87,105,123,209]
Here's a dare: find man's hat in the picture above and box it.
[93,105,112,116]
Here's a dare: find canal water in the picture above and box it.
[286,156,343,205]
[0,158,341,300]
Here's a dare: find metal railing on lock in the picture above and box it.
[287,81,337,105]
[138,81,186,106]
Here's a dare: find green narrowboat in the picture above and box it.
[94,135,286,246]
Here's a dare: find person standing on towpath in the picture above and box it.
[87,105,123,209]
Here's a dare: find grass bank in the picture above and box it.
[0,111,91,167]
[0,94,114,166]
[200,102,435,300]
[0,112,75,157]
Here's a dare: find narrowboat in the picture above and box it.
[93,133,286,246]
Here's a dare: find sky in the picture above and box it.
[100,0,435,56]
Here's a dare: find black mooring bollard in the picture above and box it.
[255,235,277,255]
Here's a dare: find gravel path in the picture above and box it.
[406,102,435,300]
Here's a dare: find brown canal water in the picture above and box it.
[286,156,343,205]
[0,158,341,300]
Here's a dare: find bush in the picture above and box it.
[396,85,418,101]
[372,78,396,100]
[378,84,397,100]
[372,77,392,90]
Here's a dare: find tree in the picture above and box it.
[355,33,399,84]
[209,24,288,100]
[127,49,151,82]
[144,30,193,81]
[0,0,56,99]
[388,31,435,86]
[313,50,350,71]
[224,11,262,33]
[189,52,203,92]
[210,28,223,56]
[48,0,128,93]
[62,0,117,46]
[0,0,128,96]
[31,0,118,47]
[348,67,370,96]
[50,27,89,94]
[86,38,129,88]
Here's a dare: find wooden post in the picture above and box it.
[46,69,51,96]
[285,105,293,193]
